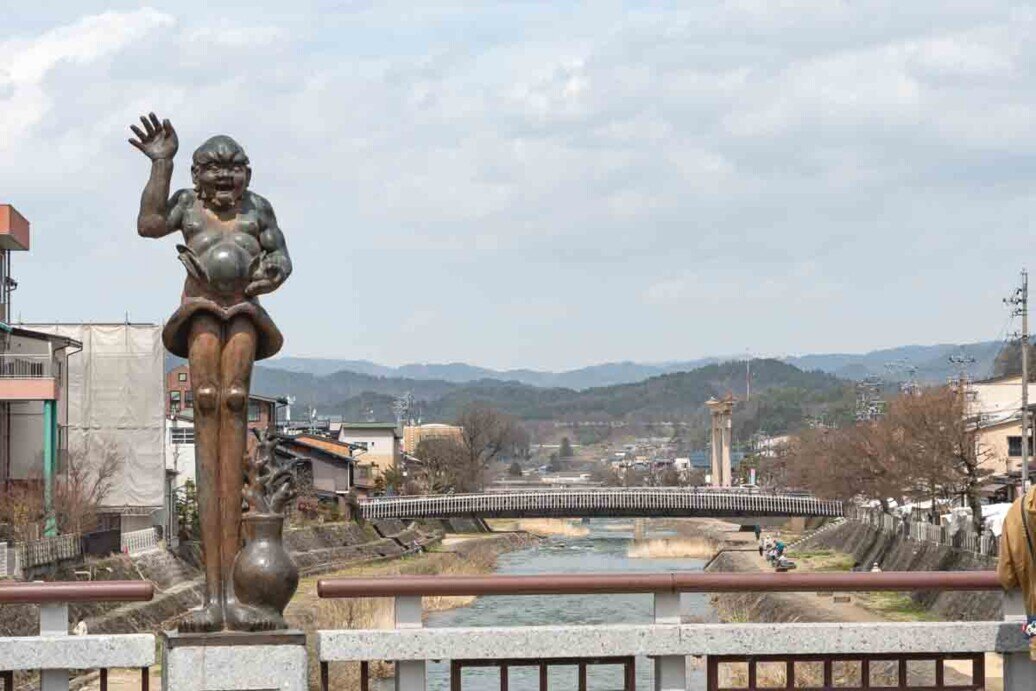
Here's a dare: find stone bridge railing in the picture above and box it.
[0,581,154,691]
[317,571,1034,691]
[359,489,843,520]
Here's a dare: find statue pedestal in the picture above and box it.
[161,630,308,691]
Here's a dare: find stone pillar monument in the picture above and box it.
[706,396,735,487]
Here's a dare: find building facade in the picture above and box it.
[339,422,402,477]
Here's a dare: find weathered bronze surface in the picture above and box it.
[131,113,294,632]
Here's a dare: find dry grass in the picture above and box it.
[627,536,718,560]
[856,591,938,621]
[513,518,590,537]
[788,549,855,572]
[703,659,903,687]
[291,543,504,690]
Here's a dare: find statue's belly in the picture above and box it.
[199,241,256,295]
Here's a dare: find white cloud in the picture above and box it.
[0,9,174,146]
[2,2,1034,368]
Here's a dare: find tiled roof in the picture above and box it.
[290,434,355,460]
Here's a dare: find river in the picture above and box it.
[386,519,716,690]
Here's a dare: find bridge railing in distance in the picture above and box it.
[316,571,1035,691]
[356,489,843,520]
[0,581,155,691]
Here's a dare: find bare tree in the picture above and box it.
[57,437,123,534]
[455,404,522,490]
[412,437,471,493]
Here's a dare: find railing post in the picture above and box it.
[653,591,686,691]
[394,595,425,691]
[1002,590,1036,690]
[38,601,69,691]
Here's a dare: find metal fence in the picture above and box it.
[846,505,999,558]
[16,533,81,569]
[120,528,159,556]
[0,353,51,378]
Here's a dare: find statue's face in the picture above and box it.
[194,158,249,210]
[191,136,251,211]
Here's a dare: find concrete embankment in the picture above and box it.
[704,518,1000,623]
[0,519,445,638]
[795,519,999,621]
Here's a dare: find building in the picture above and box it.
[970,375,1023,428]
[974,415,1029,476]
[339,422,403,477]
[968,375,1031,475]
[0,325,81,537]
[275,434,373,511]
[403,423,463,454]
[30,323,166,535]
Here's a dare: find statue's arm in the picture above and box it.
[246,195,293,297]
[137,165,184,238]
[129,114,182,238]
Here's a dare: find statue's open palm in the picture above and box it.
[129,113,178,161]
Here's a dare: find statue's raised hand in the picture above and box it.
[128,113,178,161]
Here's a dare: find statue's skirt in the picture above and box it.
[163,296,283,361]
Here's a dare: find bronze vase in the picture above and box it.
[232,513,299,620]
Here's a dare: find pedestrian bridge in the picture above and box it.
[358,488,843,520]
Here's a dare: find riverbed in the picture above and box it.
[396,519,715,690]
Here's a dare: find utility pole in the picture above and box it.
[745,350,751,402]
[1006,270,1030,494]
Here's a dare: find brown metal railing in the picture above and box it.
[0,580,154,604]
[318,570,1003,598]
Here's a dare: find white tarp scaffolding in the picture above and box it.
[29,324,165,511]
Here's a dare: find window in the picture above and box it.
[1008,435,1034,457]
[169,390,181,414]
[170,427,195,445]
[178,372,187,382]
[248,401,261,423]
[185,390,194,406]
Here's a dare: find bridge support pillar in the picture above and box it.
[706,397,735,488]
[1003,590,1036,690]
[653,592,686,690]
[395,595,426,691]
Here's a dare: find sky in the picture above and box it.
[2,1,1035,370]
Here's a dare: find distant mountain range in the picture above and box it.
[264,340,1005,391]
[252,358,849,433]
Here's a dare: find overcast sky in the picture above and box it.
[3,2,1034,370]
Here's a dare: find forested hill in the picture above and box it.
[253,358,851,431]
[419,359,843,420]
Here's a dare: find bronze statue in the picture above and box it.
[131,113,293,632]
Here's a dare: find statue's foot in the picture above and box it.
[224,600,287,632]
[178,602,224,633]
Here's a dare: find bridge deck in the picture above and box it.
[358,490,842,520]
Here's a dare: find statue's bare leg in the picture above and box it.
[219,316,276,631]
[180,314,224,632]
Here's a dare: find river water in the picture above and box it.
[401,520,715,690]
